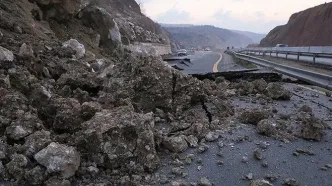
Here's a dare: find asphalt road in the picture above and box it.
[178,51,254,75]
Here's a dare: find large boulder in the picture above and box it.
[34,142,80,178]
[162,135,188,153]
[298,112,326,141]
[266,83,292,100]
[62,39,86,59]
[77,105,159,172]
[257,119,278,136]
[240,109,271,125]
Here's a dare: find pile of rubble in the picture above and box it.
[0,0,328,185]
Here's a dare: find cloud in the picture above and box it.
[139,0,328,33]
[156,8,191,23]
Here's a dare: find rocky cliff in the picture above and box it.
[260,2,332,47]
[163,25,254,50]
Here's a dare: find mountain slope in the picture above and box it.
[163,25,254,50]
[260,2,332,47]
[231,30,266,44]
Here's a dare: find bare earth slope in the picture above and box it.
[260,2,332,47]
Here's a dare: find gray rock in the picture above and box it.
[198,177,212,186]
[5,154,28,181]
[205,131,219,142]
[45,177,71,186]
[0,46,14,61]
[34,142,80,178]
[24,166,46,185]
[23,130,51,157]
[240,109,270,125]
[257,119,277,136]
[163,135,188,153]
[18,43,34,59]
[282,178,299,186]
[254,148,263,160]
[110,20,122,43]
[298,105,312,113]
[250,179,273,186]
[185,135,198,148]
[298,111,326,141]
[266,83,292,100]
[62,39,86,59]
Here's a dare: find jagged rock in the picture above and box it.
[298,111,325,141]
[24,166,46,185]
[34,142,80,178]
[185,135,198,148]
[266,83,292,100]
[205,131,219,142]
[0,74,11,88]
[240,109,270,125]
[110,21,121,43]
[282,178,299,186]
[51,98,82,132]
[198,177,212,186]
[0,46,14,61]
[5,112,42,140]
[45,177,71,186]
[81,101,102,120]
[79,106,159,171]
[250,179,273,186]
[257,119,277,136]
[23,130,51,157]
[252,79,268,92]
[163,135,188,153]
[18,43,34,59]
[62,39,86,59]
[6,154,28,181]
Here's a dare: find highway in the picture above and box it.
[173,51,248,74]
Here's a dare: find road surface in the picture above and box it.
[175,51,246,74]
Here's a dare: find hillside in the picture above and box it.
[163,25,254,50]
[260,2,332,47]
[231,30,266,44]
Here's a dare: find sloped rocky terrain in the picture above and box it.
[0,0,330,186]
[260,2,332,47]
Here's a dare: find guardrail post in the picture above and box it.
[263,52,265,57]
[297,53,300,61]
[286,52,288,59]
[313,54,317,64]
[276,52,278,58]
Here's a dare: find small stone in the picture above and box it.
[320,167,328,171]
[205,131,219,142]
[250,179,273,186]
[254,149,263,160]
[198,177,211,186]
[265,174,279,182]
[217,141,224,148]
[171,180,187,186]
[282,178,299,186]
[217,150,223,157]
[241,156,249,163]
[197,166,202,171]
[325,91,331,97]
[62,39,86,59]
[262,160,268,167]
[171,167,183,176]
[292,152,300,157]
[14,25,23,33]
[217,160,223,165]
[325,164,332,168]
[159,174,169,184]
[246,173,254,180]
[196,158,203,164]
[163,135,188,153]
[198,144,209,153]
[295,148,315,156]
[257,119,277,136]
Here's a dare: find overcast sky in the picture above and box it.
[138,0,330,33]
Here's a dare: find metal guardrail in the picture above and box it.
[238,47,332,66]
[229,51,332,91]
